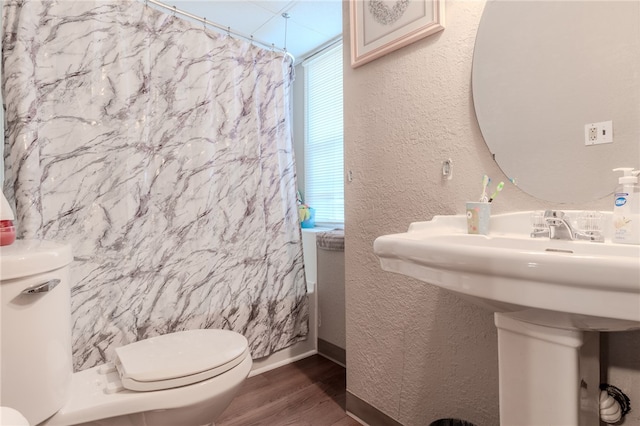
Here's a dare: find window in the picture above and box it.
[303,43,343,225]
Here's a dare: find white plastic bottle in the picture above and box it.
[612,168,640,244]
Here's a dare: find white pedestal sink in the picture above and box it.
[373,211,640,426]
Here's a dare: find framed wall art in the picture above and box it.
[350,0,445,68]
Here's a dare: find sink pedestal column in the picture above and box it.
[495,314,600,426]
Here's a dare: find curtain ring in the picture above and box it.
[203,17,206,29]
[227,26,231,37]
[172,5,176,16]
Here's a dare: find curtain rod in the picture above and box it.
[301,36,342,66]
[144,0,293,59]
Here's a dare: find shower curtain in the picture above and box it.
[2,0,308,371]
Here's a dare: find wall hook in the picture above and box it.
[442,159,453,180]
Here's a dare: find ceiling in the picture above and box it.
[164,1,343,61]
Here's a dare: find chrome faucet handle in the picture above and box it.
[573,230,605,243]
[575,211,605,243]
[530,211,549,238]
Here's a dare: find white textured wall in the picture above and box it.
[343,1,640,425]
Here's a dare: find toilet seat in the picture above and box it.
[40,344,253,426]
[114,329,249,391]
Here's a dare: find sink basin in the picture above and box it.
[374,211,640,331]
[374,210,639,425]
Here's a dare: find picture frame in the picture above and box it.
[350,0,445,68]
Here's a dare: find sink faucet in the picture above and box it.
[537,210,604,242]
[544,210,574,240]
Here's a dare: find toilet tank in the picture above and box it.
[0,240,74,426]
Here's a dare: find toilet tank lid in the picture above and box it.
[0,240,73,280]
[114,329,249,384]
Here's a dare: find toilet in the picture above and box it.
[0,240,252,426]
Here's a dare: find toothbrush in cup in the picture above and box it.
[488,181,504,203]
[480,175,490,202]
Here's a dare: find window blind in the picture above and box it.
[303,44,344,224]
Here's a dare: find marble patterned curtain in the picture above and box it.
[2,0,308,371]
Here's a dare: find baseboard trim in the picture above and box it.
[318,338,346,366]
[249,349,317,377]
[346,391,403,426]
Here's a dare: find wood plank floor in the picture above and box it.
[216,355,361,426]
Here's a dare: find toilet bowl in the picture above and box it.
[0,240,252,426]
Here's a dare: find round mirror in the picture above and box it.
[472,1,640,203]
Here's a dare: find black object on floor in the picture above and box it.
[430,419,477,426]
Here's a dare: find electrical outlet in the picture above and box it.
[585,120,613,146]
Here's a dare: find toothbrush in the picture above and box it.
[480,175,490,202]
[488,181,504,203]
